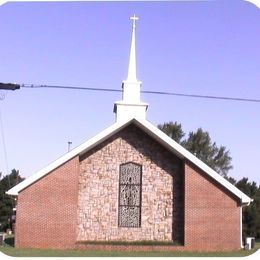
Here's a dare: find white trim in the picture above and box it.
[240,206,243,248]
[6,117,253,205]
[135,119,253,205]
[6,118,132,196]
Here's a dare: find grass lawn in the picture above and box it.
[1,236,259,257]
[0,243,259,257]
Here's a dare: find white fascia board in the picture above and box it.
[6,118,134,196]
[135,118,253,205]
[7,117,253,205]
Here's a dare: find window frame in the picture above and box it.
[118,162,142,228]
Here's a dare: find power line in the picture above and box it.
[0,109,15,209]
[0,109,10,178]
[1,82,260,103]
[21,84,121,93]
[20,84,260,103]
[142,90,260,103]
[0,109,12,190]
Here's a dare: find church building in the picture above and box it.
[7,16,252,251]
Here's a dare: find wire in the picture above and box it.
[0,90,8,101]
[0,109,15,210]
[142,90,260,103]
[0,109,12,188]
[21,84,121,93]
[19,84,260,103]
[0,109,9,179]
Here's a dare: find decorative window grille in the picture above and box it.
[118,162,142,228]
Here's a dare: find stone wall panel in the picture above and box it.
[77,124,184,243]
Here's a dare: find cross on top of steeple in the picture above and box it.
[130,14,139,28]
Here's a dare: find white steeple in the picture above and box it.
[114,15,148,122]
[127,15,138,82]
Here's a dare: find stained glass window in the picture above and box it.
[118,162,142,227]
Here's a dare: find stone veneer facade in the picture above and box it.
[77,124,184,243]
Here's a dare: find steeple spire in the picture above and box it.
[113,15,148,122]
[127,15,139,82]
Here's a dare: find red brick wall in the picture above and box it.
[15,156,79,249]
[184,162,241,251]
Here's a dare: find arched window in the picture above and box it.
[118,162,142,227]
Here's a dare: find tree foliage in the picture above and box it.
[158,121,185,144]
[0,169,24,231]
[234,178,260,239]
[158,121,232,177]
[158,121,260,239]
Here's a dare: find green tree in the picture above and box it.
[158,121,259,239]
[234,177,260,239]
[158,122,232,177]
[158,121,185,144]
[0,169,24,231]
[183,128,232,177]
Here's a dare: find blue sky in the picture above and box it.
[0,1,260,184]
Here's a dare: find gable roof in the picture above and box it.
[6,117,252,205]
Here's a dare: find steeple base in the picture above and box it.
[114,101,148,122]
